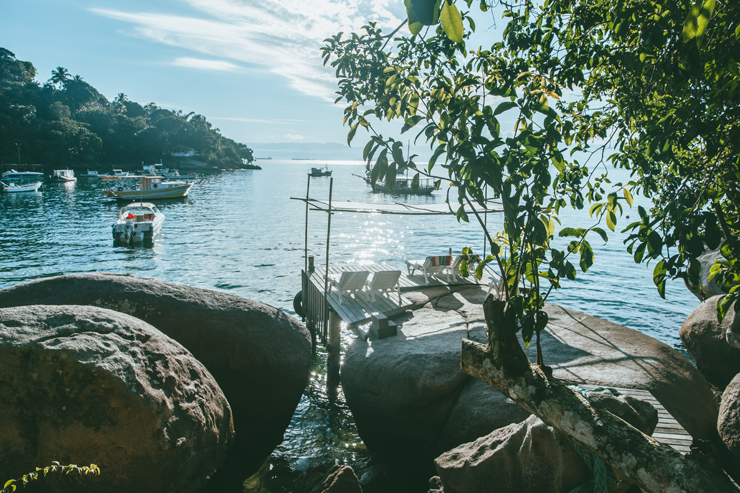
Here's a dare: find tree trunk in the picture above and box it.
[460,296,739,493]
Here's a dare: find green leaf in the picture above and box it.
[347,122,359,146]
[493,101,518,116]
[411,173,420,191]
[409,20,423,35]
[392,141,405,165]
[653,259,667,298]
[440,1,464,43]
[606,210,617,231]
[683,0,715,45]
[362,139,375,161]
[591,227,608,243]
[622,188,633,207]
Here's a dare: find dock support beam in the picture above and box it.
[327,309,341,398]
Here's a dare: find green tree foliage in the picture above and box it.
[0,49,254,167]
[322,0,739,359]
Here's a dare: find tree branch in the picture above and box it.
[460,296,740,493]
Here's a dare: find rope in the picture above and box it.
[567,386,623,493]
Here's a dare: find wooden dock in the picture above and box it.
[301,263,491,344]
[583,386,692,453]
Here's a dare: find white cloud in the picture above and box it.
[286,133,305,140]
[172,57,239,71]
[90,0,405,101]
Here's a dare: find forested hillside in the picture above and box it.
[0,48,253,167]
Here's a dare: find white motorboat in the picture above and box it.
[52,169,77,182]
[1,169,43,181]
[139,163,169,175]
[112,202,165,245]
[0,180,42,193]
[102,175,192,200]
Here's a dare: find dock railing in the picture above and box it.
[302,268,329,345]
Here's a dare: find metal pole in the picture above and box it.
[323,178,334,395]
[16,143,20,166]
[304,175,310,274]
[483,186,487,259]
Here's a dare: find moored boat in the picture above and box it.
[80,170,107,178]
[308,166,332,177]
[1,169,43,181]
[139,163,169,175]
[112,202,165,245]
[102,175,192,200]
[357,173,436,195]
[52,169,77,182]
[0,180,42,193]
[164,170,197,180]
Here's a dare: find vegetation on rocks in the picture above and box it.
[2,462,100,493]
[0,48,253,167]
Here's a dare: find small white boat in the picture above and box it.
[140,163,169,175]
[102,175,192,200]
[112,202,165,245]
[165,170,198,180]
[111,169,135,179]
[0,180,42,193]
[52,169,77,182]
[2,169,43,181]
[80,170,107,178]
[308,166,332,177]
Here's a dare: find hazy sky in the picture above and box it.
[2,0,501,151]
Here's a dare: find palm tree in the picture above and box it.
[114,93,128,104]
[50,67,70,88]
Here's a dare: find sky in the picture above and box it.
[1,0,503,154]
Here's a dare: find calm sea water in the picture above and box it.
[0,160,699,490]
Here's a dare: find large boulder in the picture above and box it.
[342,285,718,461]
[718,374,740,468]
[0,305,233,493]
[0,273,312,474]
[680,296,740,389]
[342,286,530,459]
[435,389,658,493]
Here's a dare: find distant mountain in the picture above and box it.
[250,142,434,161]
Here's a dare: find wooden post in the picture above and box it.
[304,175,310,274]
[327,308,341,398]
[322,178,334,347]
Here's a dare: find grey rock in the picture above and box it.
[680,296,740,389]
[435,389,657,493]
[0,273,312,475]
[718,373,740,468]
[686,247,727,301]
[434,415,590,493]
[0,305,233,493]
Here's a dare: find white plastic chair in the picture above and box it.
[441,255,463,283]
[405,255,455,285]
[328,271,369,304]
[365,270,402,303]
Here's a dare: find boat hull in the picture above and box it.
[104,183,192,199]
[1,181,42,193]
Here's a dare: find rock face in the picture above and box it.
[435,389,658,493]
[719,374,740,468]
[0,305,233,493]
[435,415,590,493]
[680,296,740,389]
[342,285,718,461]
[0,273,313,474]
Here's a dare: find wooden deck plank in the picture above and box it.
[580,386,693,453]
